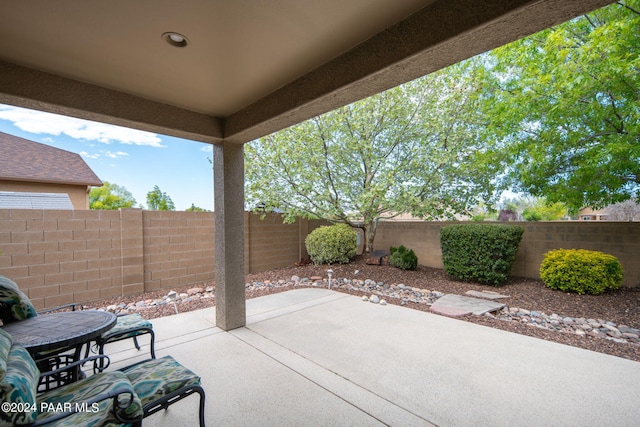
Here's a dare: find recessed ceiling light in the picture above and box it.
[162,32,189,48]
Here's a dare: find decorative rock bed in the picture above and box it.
[99,275,639,347]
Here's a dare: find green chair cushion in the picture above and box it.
[101,314,153,341]
[120,356,201,409]
[0,345,39,426]
[37,370,143,426]
[0,276,38,323]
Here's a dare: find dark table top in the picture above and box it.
[2,310,116,354]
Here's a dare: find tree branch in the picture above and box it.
[617,1,640,16]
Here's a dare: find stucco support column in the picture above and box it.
[213,142,246,330]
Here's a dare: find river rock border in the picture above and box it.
[101,275,639,347]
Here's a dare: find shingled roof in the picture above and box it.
[0,131,102,186]
[0,191,74,209]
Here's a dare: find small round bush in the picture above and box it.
[305,223,356,265]
[540,249,623,295]
[389,245,418,270]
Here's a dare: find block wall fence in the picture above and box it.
[1,210,639,310]
[0,209,328,310]
[374,221,640,288]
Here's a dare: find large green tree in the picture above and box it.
[486,1,640,210]
[245,60,499,252]
[146,185,175,211]
[89,181,136,210]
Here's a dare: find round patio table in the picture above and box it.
[2,310,117,355]
[2,310,116,390]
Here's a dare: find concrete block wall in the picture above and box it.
[142,210,215,291]
[246,214,331,273]
[247,213,300,273]
[373,221,640,288]
[4,209,638,311]
[0,209,329,310]
[373,222,445,269]
[0,209,136,309]
[518,222,640,287]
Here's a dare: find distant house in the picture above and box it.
[0,132,102,209]
[577,207,609,221]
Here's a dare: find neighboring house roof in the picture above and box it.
[0,191,74,209]
[0,131,102,186]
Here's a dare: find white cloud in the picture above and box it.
[200,145,213,153]
[79,150,129,160]
[104,151,129,159]
[0,105,164,147]
[79,151,99,159]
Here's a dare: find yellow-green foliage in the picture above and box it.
[305,223,357,265]
[540,249,623,295]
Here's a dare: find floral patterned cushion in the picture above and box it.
[0,276,38,323]
[120,356,201,409]
[37,370,143,426]
[0,344,39,426]
[101,314,153,341]
[0,329,11,381]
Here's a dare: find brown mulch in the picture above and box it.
[90,256,640,362]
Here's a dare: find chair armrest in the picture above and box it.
[38,354,110,381]
[38,303,83,314]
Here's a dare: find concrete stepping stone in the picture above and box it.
[430,294,506,317]
[465,290,510,300]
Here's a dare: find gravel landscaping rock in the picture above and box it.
[86,255,640,362]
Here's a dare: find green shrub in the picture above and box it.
[389,245,418,270]
[540,249,622,295]
[305,223,357,265]
[440,224,524,286]
[522,209,542,221]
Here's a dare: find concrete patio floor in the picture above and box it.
[107,288,640,426]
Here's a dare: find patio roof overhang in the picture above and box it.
[0,0,614,329]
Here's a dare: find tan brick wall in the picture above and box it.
[0,209,319,309]
[374,221,640,288]
[4,210,638,310]
[142,210,215,291]
[247,213,304,273]
[0,209,125,309]
[0,208,218,309]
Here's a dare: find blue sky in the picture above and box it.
[0,104,214,211]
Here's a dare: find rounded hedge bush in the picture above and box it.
[539,249,623,295]
[440,224,524,286]
[305,223,357,265]
[389,245,418,270]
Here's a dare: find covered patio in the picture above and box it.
[0,0,615,330]
[1,1,632,425]
[107,288,640,426]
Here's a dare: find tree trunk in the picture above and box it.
[363,220,378,253]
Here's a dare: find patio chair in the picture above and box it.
[0,328,144,426]
[118,355,206,427]
[0,275,156,387]
[92,313,156,368]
